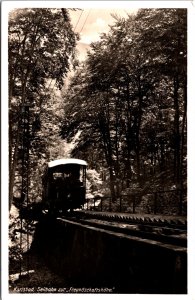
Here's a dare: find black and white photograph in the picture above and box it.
[1,0,195,298]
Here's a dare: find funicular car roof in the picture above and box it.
[48,158,87,169]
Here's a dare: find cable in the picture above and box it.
[79,9,91,34]
[74,9,84,32]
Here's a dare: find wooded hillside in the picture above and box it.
[61,9,187,209]
[9,8,187,214]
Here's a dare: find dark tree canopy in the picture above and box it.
[61,8,187,208]
[9,8,78,208]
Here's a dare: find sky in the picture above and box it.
[69,8,137,61]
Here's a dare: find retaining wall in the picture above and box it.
[31,215,187,293]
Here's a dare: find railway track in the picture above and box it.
[60,210,187,249]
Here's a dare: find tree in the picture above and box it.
[9,8,78,209]
[61,9,187,210]
[133,8,187,188]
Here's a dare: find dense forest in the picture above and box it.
[9,8,78,209]
[61,9,187,213]
[9,8,187,216]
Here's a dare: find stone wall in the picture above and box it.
[31,215,187,293]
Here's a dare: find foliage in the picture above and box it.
[86,169,104,198]
[61,8,187,212]
[9,8,78,207]
[9,204,22,261]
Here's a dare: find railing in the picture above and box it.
[85,189,187,216]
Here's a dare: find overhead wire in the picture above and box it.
[79,9,91,34]
[74,9,84,32]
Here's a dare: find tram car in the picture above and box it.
[42,158,87,213]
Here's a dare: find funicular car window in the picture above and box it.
[53,173,63,179]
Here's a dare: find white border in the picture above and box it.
[1,0,194,9]
[1,1,195,300]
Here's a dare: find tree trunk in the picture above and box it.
[9,120,20,210]
[124,82,132,186]
[135,74,143,185]
[180,79,187,189]
[9,72,28,210]
[98,110,116,201]
[173,74,181,187]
